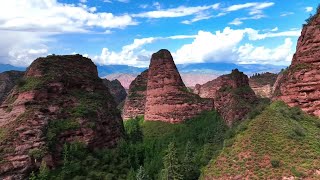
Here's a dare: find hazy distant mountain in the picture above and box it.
[0,64,25,73]
[1,62,286,88]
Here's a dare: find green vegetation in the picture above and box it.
[203,101,320,179]
[28,148,46,160]
[46,119,80,149]
[31,110,228,179]
[17,77,43,92]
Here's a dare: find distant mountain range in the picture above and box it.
[1,62,286,88]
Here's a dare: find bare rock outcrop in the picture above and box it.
[273,7,320,117]
[195,69,258,126]
[0,55,124,179]
[122,70,148,120]
[249,72,278,98]
[102,79,127,106]
[0,71,24,104]
[144,49,213,123]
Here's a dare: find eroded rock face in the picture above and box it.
[249,72,278,98]
[0,71,24,104]
[0,55,124,179]
[195,69,258,126]
[102,79,127,106]
[122,70,148,120]
[273,9,320,117]
[144,49,213,123]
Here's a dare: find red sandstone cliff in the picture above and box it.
[122,70,148,119]
[249,72,278,98]
[0,55,124,179]
[144,49,213,123]
[195,69,258,126]
[273,8,320,117]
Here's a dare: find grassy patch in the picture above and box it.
[17,77,43,92]
[203,101,320,179]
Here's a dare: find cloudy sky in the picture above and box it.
[0,0,318,67]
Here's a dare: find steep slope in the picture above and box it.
[0,71,24,104]
[194,69,258,126]
[123,70,148,120]
[203,101,320,179]
[144,49,213,123]
[273,7,320,117]
[0,55,124,179]
[102,79,127,106]
[249,72,277,98]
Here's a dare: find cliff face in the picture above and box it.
[249,72,278,98]
[0,55,124,179]
[195,69,258,126]
[0,71,24,104]
[144,49,213,123]
[122,70,148,120]
[102,79,127,106]
[273,8,320,117]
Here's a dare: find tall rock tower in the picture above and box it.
[144,49,213,123]
[273,7,320,116]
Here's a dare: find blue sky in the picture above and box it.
[0,0,318,67]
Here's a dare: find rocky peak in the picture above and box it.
[144,49,213,123]
[102,79,127,106]
[123,69,148,120]
[0,70,24,104]
[194,69,258,126]
[0,55,124,179]
[249,72,278,98]
[273,7,320,117]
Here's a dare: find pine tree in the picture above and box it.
[161,142,183,180]
[136,166,149,180]
[29,171,37,180]
[182,141,197,180]
[38,160,49,180]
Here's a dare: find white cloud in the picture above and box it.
[237,38,294,64]
[93,27,300,67]
[246,29,301,40]
[93,35,196,66]
[225,2,274,15]
[173,28,248,64]
[305,7,313,12]
[133,3,219,18]
[271,27,278,32]
[0,0,137,33]
[93,37,156,67]
[229,14,265,26]
[181,12,213,24]
[80,0,87,3]
[280,12,294,17]
[0,0,138,66]
[153,2,161,10]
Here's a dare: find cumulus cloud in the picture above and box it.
[237,38,294,64]
[0,0,138,66]
[93,35,196,66]
[0,0,137,33]
[93,27,299,67]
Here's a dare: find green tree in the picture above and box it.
[161,142,183,180]
[38,160,49,180]
[181,142,198,180]
[126,168,136,180]
[136,166,149,180]
[29,171,37,180]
